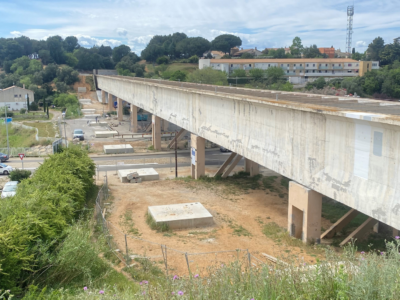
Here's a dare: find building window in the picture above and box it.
[348,64,352,67]
[332,64,335,66]
[325,64,328,67]
[231,64,233,67]
[325,70,328,73]
[287,64,289,67]
[313,64,315,67]
[300,64,302,67]
[14,94,18,97]
[249,64,251,67]
[356,64,359,67]
[281,64,283,67]
[268,64,270,67]
[294,64,296,66]
[339,64,341,66]
[319,70,322,73]
[306,70,309,73]
[306,64,309,67]
[19,94,21,97]
[287,70,289,73]
[312,70,315,73]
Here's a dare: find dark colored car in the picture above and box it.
[0,153,9,162]
[220,147,232,153]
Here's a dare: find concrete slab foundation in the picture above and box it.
[84,114,101,119]
[81,109,96,113]
[89,122,108,127]
[95,131,118,138]
[147,202,214,230]
[79,99,91,105]
[288,181,322,244]
[118,168,159,183]
[104,144,133,154]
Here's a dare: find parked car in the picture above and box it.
[0,163,13,175]
[1,181,18,198]
[73,129,85,140]
[0,152,9,162]
[220,147,232,153]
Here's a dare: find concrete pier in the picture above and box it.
[191,134,205,179]
[245,159,259,176]
[131,104,138,133]
[108,93,113,111]
[288,181,322,244]
[152,115,161,150]
[104,144,133,154]
[117,98,123,121]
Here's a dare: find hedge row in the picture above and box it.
[0,147,95,292]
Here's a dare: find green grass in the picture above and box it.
[122,257,164,282]
[145,213,170,232]
[119,210,140,236]
[229,224,252,237]
[165,63,198,73]
[0,124,37,147]
[22,121,56,137]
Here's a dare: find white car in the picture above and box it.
[1,181,18,198]
[0,163,13,175]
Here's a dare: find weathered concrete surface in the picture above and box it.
[84,114,101,119]
[104,144,133,154]
[118,168,159,183]
[89,122,107,127]
[148,202,214,229]
[96,75,400,230]
[95,131,118,138]
[81,109,96,113]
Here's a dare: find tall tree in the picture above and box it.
[112,45,131,63]
[367,37,385,61]
[290,37,303,56]
[63,36,79,52]
[46,36,65,64]
[176,37,210,57]
[211,34,242,54]
[303,45,322,58]
[99,45,112,57]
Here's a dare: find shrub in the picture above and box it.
[187,67,228,85]
[29,102,38,111]
[188,55,199,63]
[19,108,27,114]
[170,70,187,81]
[156,56,169,65]
[8,169,31,182]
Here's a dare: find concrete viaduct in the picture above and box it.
[96,75,400,245]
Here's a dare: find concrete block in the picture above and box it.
[148,202,214,229]
[118,168,159,183]
[84,114,101,119]
[77,87,87,93]
[79,99,91,104]
[89,122,108,127]
[104,144,133,154]
[81,109,96,113]
[95,131,118,138]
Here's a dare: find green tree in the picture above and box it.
[46,36,65,64]
[53,93,79,107]
[42,63,58,83]
[231,69,246,77]
[188,55,199,63]
[241,52,254,59]
[169,70,187,81]
[156,56,169,65]
[63,36,79,52]
[211,34,242,54]
[352,52,364,60]
[38,50,53,65]
[98,45,113,57]
[303,45,322,58]
[290,37,303,56]
[56,82,69,93]
[380,43,400,66]
[57,66,79,85]
[265,67,285,84]
[249,68,264,80]
[187,67,228,85]
[367,37,385,61]
[176,37,211,57]
[65,53,78,68]
[112,45,131,63]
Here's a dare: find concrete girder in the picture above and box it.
[221,154,243,179]
[321,209,359,239]
[339,217,378,247]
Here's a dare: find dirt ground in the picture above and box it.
[100,166,335,277]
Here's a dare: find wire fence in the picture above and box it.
[94,174,272,277]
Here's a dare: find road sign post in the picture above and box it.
[19,153,25,169]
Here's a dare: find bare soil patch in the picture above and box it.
[100,166,334,277]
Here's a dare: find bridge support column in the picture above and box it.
[117,98,123,121]
[244,159,259,176]
[191,134,205,179]
[152,115,161,150]
[101,90,106,104]
[130,104,138,133]
[214,152,236,177]
[288,181,322,244]
[108,93,113,111]
[161,119,169,132]
[393,227,400,238]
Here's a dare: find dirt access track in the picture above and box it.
[100,165,335,276]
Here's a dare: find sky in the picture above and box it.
[0,0,399,55]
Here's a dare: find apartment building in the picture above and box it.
[0,86,34,111]
[199,58,379,82]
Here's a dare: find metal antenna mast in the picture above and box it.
[346,5,354,54]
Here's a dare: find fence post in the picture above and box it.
[161,245,169,276]
[185,252,191,276]
[125,234,130,263]
[247,249,251,269]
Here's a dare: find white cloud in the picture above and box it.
[3,0,400,54]
[75,34,123,48]
[356,41,367,47]
[10,31,22,37]
[116,28,128,36]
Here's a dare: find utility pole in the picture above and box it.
[4,104,10,156]
[63,115,67,147]
[175,131,178,178]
